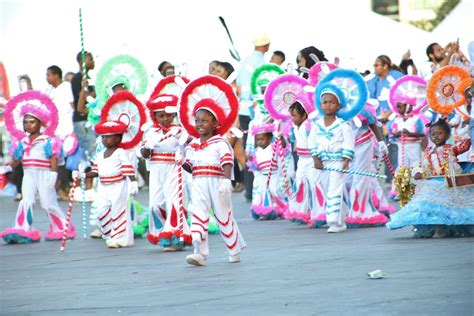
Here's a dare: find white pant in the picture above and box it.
[189,176,246,256]
[13,168,69,237]
[321,160,347,226]
[147,163,190,246]
[96,181,133,247]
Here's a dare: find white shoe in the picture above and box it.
[90,229,102,239]
[327,224,347,233]
[107,241,120,248]
[186,254,206,266]
[163,245,181,252]
[228,254,241,263]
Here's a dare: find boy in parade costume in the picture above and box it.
[74,120,138,248]
[178,75,246,266]
[308,69,367,233]
[141,93,191,250]
[0,91,76,243]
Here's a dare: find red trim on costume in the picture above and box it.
[214,211,231,226]
[113,210,126,222]
[151,152,175,163]
[192,214,209,224]
[355,130,373,145]
[111,227,126,238]
[99,174,124,184]
[225,234,239,250]
[296,147,311,156]
[99,209,111,221]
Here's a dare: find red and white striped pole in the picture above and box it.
[177,163,185,243]
[60,178,79,251]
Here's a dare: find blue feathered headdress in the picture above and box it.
[314,68,368,121]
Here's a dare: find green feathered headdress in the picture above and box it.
[250,63,285,105]
[95,54,148,103]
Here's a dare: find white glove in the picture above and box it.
[218,179,233,195]
[47,171,58,189]
[72,170,86,179]
[129,181,139,196]
[0,165,13,175]
[378,141,389,156]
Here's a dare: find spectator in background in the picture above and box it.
[236,33,271,201]
[208,60,220,75]
[296,46,327,79]
[399,50,418,75]
[71,51,96,160]
[270,50,285,66]
[18,74,33,92]
[420,42,459,80]
[158,61,175,77]
[45,65,74,200]
[366,55,404,183]
[215,61,234,80]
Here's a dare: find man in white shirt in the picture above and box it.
[420,42,459,80]
[46,65,74,200]
[46,65,74,139]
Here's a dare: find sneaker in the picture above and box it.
[232,182,244,193]
[163,245,181,252]
[106,241,120,248]
[327,224,347,233]
[90,229,103,239]
[228,254,241,263]
[14,193,22,201]
[186,254,206,266]
[57,189,70,201]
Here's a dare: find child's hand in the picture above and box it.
[314,159,323,170]
[342,160,350,170]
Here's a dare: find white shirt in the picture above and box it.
[46,81,74,138]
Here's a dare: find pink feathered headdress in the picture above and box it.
[20,104,51,123]
[251,123,275,136]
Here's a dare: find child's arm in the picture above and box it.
[0,159,21,174]
[222,163,232,180]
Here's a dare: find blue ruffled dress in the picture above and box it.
[387,176,474,237]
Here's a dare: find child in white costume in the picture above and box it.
[179,75,246,266]
[285,101,326,227]
[345,105,394,227]
[75,121,138,248]
[309,79,358,233]
[0,105,76,243]
[387,101,427,168]
[141,94,191,250]
[248,123,288,220]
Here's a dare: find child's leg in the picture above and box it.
[108,182,133,247]
[325,161,346,228]
[37,170,76,240]
[147,166,166,243]
[188,178,211,257]
[0,169,42,243]
[406,143,421,168]
[96,184,113,239]
[210,178,245,257]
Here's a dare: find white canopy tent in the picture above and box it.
[0,0,449,96]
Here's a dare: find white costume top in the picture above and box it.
[16,135,56,170]
[293,120,311,157]
[92,148,135,184]
[388,114,426,143]
[141,125,182,164]
[253,145,273,175]
[185,135,234,178]
[45,81,74,138]
[308,118,355,161]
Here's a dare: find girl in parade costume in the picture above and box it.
[0,92,76,243]
[141,94,191,250]
[387,119,473,237]
[75,120,139,248]
[308,69,366,233]
[345,104,394,227]
[179,75,246,266]
[285,101,325,227]
[248,123,288,220]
